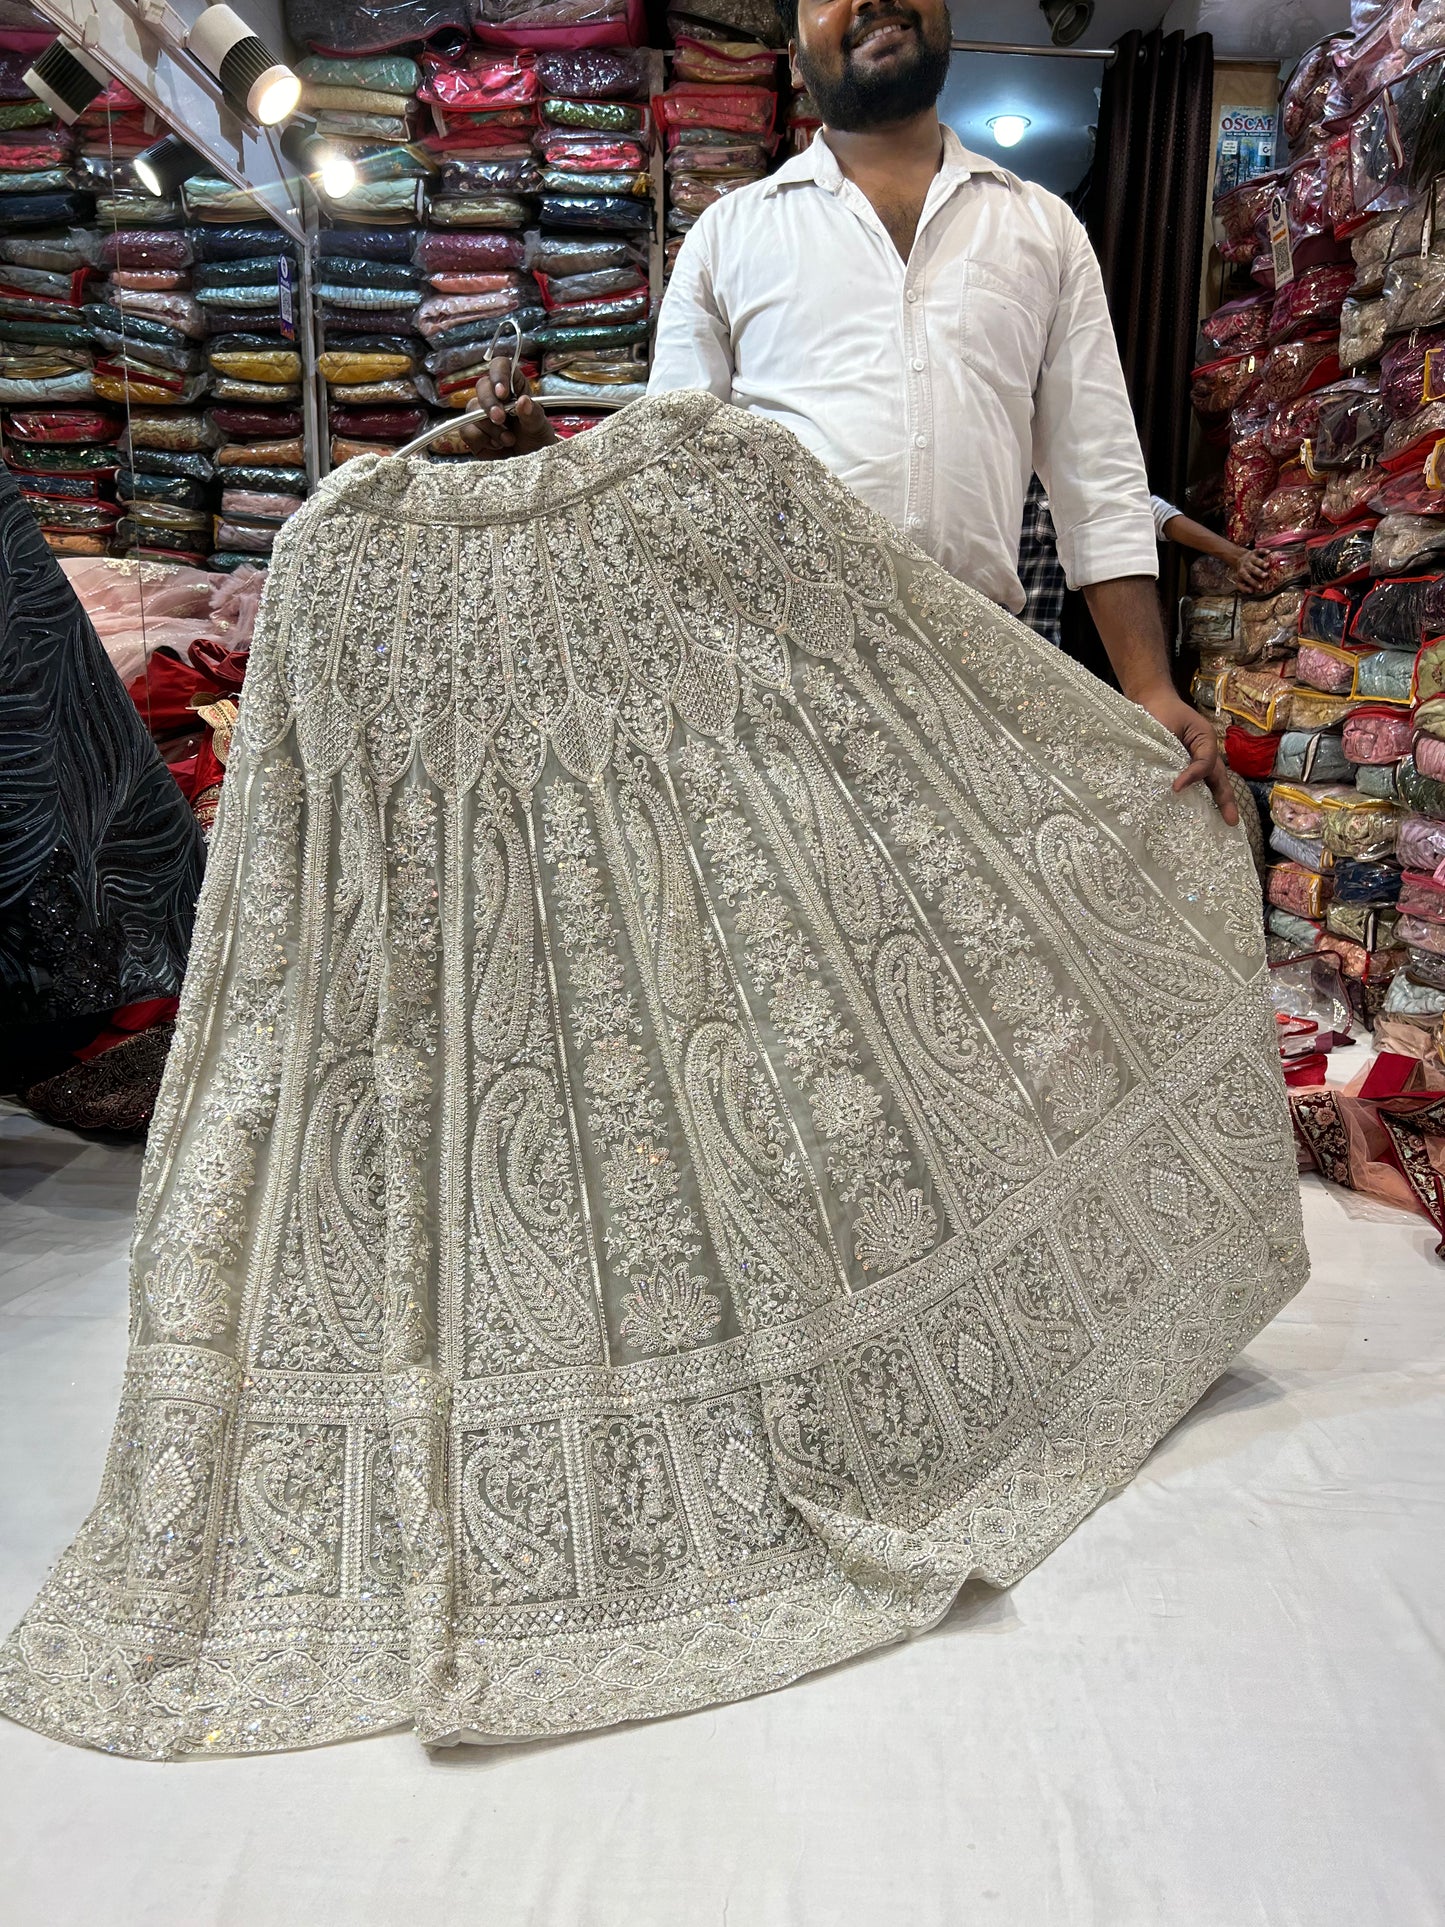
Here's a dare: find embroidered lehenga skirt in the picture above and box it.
[0,393,1308,1757]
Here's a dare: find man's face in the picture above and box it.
[791,0,953,133]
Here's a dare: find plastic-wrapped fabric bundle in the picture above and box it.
[1350,575,1442,651]
[1307,527,1374,585]
[1342,699,1415,764]
[1214,173,1275,266]
[534,49,645,97]
[1354,763,1401,800]
[1338,295,1386,370]
[1380,328,1445,419]
[1274,729,1353,782]
[1313,382,1386,468]
[1373,514,1445,574]
[116,468,208,510]
[1269,862,1331,919]
[427,193,534,228]
[1256,472,1325,548]
[1414,732,1445,780]
[414,228,528,272]
[213,438,304,469]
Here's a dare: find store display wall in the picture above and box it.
[1187,0,1445,1109]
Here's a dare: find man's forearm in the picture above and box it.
[1081,576,1174,702]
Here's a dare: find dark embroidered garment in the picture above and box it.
[0,465,204,1022]
[0,395,1307,1758]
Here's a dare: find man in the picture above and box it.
[468,0,1235,822]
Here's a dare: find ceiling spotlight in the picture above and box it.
[279,116,358,197]
[988,115,1031,148]
[22,38,108,124]
[186,4,300,125]
[1040,0,1096,47]
[134,132,207,198]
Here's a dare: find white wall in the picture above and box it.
[1161,0,1351,57]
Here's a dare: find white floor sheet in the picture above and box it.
[0,1076,1441,1927]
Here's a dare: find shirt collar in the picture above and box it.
[761,124,1016,198]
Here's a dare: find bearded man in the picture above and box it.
[469,0,1234,821]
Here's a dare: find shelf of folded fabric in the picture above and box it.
[1185,0,1445,1056]
[655,21,782,289]
[21,0,307,242]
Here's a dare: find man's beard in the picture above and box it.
[795,10,951,132]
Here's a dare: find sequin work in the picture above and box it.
[0,393,1308,1758]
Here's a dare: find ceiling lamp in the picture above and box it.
[22,38,108,123]
[1040,0,1096,47]
[186,4,300,125]
[279,115,358,197]
[134,132,207,197]
[987,115,1031,148]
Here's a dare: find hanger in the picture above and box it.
[388,316,529,459]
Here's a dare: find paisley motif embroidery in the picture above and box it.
[0,393,1306,1760]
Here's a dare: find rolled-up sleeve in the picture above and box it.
[1031,213,1159,589]
[647,218,735,401]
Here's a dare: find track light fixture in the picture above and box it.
[186,4,300,125]
[134,131,207,197]
[1039,0,1095,47]
[22,37,108,123]
[279,115,358,197]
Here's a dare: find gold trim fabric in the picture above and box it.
[0,393,1307,1758]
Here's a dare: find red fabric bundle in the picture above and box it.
[124,653,225,735]
[1225,725,1283,778]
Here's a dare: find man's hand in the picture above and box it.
[1134,683,1238,826]
[1230,545,1273,595]
[458,351,556,458]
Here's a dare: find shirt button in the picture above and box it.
[906,289,919,304]
[913,433,927,449]
[909,514,923,527]
[911,357,924,372]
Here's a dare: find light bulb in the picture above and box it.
[318,151,358,197]
[251,66,301,125]
[134,133,207,198]
[279,116,357,197]
[987,115,1031,148]
[22,38,108,124]
[186,5,300,126]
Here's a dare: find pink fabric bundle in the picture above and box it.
[106,288,208,337]
[1415,733,1445,782]
[415,289,524,335]
[107,270,191,293]
[426,270,530,295]
[1343,707,1414,763]
[62,557,265,685]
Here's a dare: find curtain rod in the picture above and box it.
[950,39,1116,62]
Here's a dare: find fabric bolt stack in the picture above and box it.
[408,41,541,438]
[184,181,307,566]
[528,47,653,413]
[0,28,109,553]
[1189,0,1445,1048]
[656,17,778,288]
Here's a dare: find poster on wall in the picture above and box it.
[1216,106,1278,196]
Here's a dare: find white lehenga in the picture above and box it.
[0,393,1307,1758]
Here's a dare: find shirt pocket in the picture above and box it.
[957,260,1052,399]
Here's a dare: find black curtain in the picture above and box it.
[1062,27,1215,688]
[1087,26,1215,503]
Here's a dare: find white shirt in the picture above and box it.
[1150,494,1181,540]
[648,127,1159,614]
